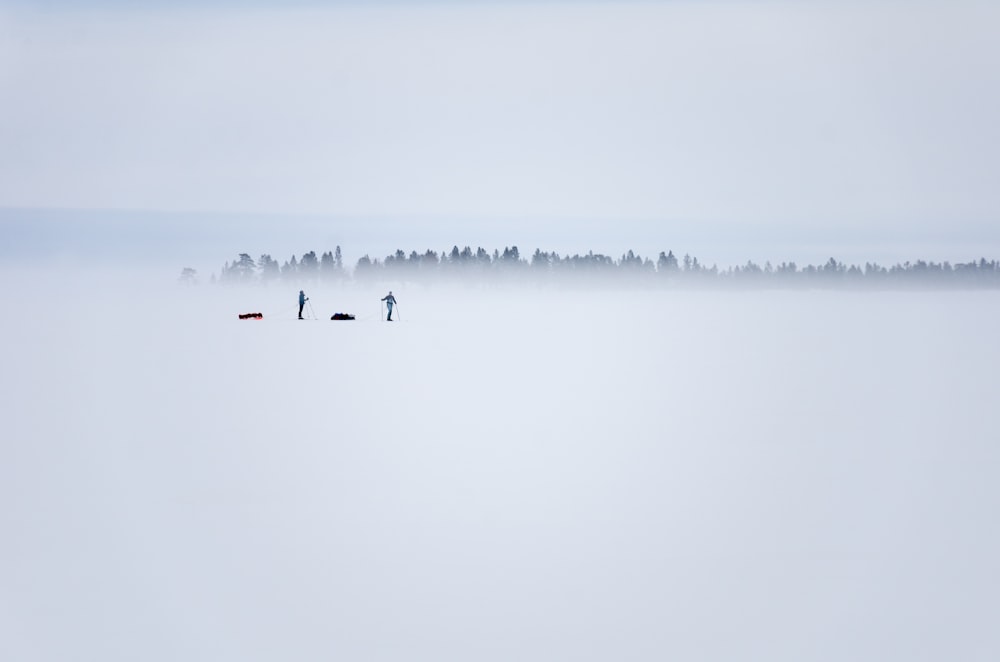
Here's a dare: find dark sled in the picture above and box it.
[239,312,263,320]
[330,313,356,321]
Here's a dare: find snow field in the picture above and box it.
[2,272,999,661]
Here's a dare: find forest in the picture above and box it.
[193,246,1000,289]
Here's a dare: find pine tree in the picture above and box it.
[657,250,679,274]
[283,255,299,280]
[232,253,256,283]
[299,251,319,280]
[259,254,280,283]
[178,267,198,285]
[320,250,339,282]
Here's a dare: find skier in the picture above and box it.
[298,290,308,319]
[381,291,397,321]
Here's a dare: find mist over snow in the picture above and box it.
[5,208,999,276]
[3,0,1000,658]
[2,265,1000,661]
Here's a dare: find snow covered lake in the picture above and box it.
[3,270,999,661]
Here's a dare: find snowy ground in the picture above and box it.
[2,269,999,661]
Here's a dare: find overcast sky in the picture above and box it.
[1,0,998,260]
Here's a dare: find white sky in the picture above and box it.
[1,1,998,252]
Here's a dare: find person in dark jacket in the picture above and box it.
[298,290,308,319]
[381,291,397,321]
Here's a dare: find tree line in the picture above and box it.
[184,245,1000,288]
[216,248,347,284]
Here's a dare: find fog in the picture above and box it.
[2,266,999,661]
[3,0,1000,656]
[5,208,1000,273]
